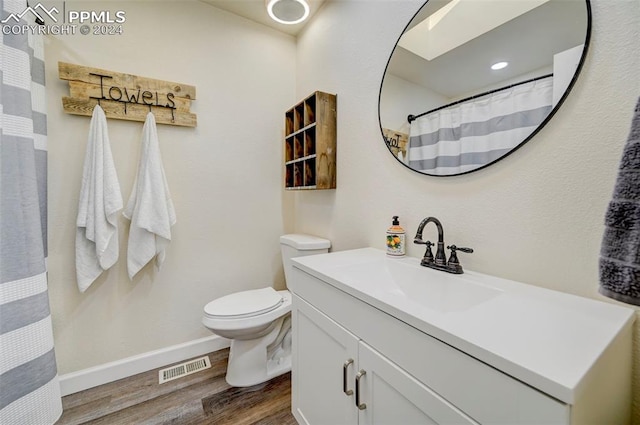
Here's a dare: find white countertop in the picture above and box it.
[291,248,635,404]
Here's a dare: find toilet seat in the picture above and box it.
[204,287,285,319]
[202,289,292,339]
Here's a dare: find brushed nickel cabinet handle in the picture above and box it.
[342,359,353,395]
[355,369,367,410]
[343,359,354,396]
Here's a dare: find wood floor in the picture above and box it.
[56,349,298,425]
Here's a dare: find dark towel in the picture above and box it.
[599,97,640,306]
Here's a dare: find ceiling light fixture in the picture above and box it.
[491,61,509,70]
[266,0,310,25]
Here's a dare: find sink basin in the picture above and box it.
[331,258,503,313]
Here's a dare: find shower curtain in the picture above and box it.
[0,0,63,423]
[408,76,553,175]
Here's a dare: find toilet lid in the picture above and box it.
[204,287,284,319]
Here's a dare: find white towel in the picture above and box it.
[123,112,176,279]
[76,105,122,292]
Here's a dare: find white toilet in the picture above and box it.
[202,234,330,387]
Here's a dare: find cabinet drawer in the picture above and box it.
[290,267,570,424]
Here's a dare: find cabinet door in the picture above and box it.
[358,342,479,425]
[292,295,359,425]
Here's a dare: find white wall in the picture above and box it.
[294,0,640,419]
[45,0,296,374]
[380,74,448,135]
[553,45,585,106]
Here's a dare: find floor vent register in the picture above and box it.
[159,356,211,384]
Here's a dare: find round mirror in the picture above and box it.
[379,0,591,176]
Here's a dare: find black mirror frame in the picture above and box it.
[378,0,592,177]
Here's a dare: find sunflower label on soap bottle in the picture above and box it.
[386,216,406,257]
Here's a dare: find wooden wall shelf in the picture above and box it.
[284,91,336,190]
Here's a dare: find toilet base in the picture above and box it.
[225,349,291,387]
[224,316,292,387]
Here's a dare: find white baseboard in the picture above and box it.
[58,335,231,396]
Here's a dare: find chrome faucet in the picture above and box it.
[414,217,473,274]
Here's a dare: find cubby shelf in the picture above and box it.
[284,91,336,190]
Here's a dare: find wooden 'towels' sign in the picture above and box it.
[382,128,408,161]
[59,62,197,127]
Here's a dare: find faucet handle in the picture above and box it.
[446,245,473,274]
[419,241,435,266]
[447,245,473,254]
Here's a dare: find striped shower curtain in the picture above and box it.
[0,0,63,423]
[408,76,553,175]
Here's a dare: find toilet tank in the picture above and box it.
[280,234,330,284]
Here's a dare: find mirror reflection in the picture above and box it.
[379,0,591,176]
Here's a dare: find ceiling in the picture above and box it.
[200,0,326,36]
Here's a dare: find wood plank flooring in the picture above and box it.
[56,349,297,425]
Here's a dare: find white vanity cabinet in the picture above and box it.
[293,294,477,425]
[289,248,634,425]
[293,293,358,425]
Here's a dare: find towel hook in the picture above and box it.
[148,104,152,113]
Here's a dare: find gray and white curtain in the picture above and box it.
[0,0,63,423]
[408,76,553,175]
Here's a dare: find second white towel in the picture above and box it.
[123,112,176,279]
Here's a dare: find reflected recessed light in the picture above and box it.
[491,62,509,70]
[266,0,310,25]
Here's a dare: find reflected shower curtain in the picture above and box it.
[0,0,63,423]
[408,76,553,175]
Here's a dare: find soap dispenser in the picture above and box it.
[386,216,406,257]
